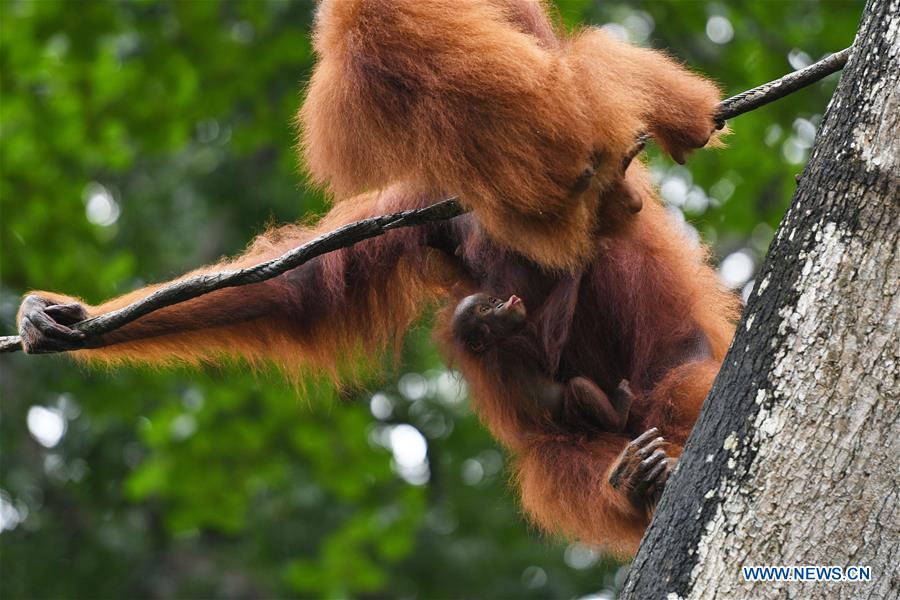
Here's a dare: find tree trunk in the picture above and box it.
[621,1,899,598]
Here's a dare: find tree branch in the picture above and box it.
[622,46,851,170]
[0,47,850,354]
[1,199,464,353]
[717,46,850,121]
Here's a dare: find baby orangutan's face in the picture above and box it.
[451,293,527,354]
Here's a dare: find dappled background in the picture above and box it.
[0,1,862,598]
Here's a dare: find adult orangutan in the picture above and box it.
[17,0,738,556]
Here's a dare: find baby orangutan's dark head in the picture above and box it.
[451,293,527,354]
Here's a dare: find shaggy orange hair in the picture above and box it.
[19,0,737,556]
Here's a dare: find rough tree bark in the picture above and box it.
[622,1,899,599]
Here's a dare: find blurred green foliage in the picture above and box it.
[0,1,862,598]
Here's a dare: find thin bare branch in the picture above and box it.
[621,46,851,171]
[718,47,850,121]
[1,199,464,353]
[0,47,850,355]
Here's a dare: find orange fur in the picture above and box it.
[300,0,720,270]
[435,175,737,555]
[24,187,459,383]
[18,0,738,555]
[516,435,652,558]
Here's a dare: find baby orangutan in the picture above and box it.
[450,293,672,513]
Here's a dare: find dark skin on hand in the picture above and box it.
[451,292,671,511]
[17,295,89,354]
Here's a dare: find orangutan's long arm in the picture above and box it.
[17,186,456,375]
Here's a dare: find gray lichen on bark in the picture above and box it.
[622,0,899,598]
